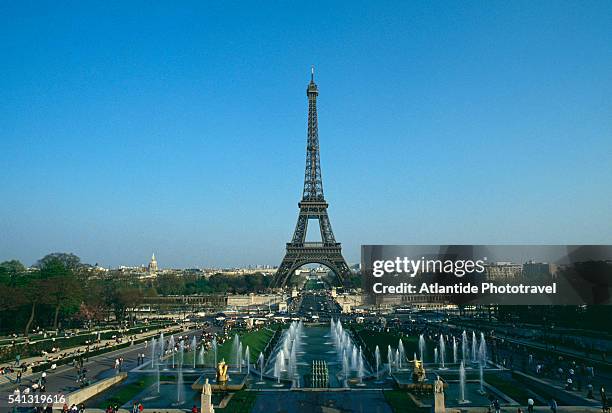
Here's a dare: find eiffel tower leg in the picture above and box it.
[272,255,295,289]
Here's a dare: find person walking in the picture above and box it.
[550,398,557,413]
[132,401,138,413]
[493,399,501,413]
[527,397,534,413]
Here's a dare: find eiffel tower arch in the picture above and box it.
[272,69,351,289]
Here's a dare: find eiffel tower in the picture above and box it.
[272,68,351,288]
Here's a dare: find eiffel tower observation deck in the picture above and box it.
[272,69,351,289]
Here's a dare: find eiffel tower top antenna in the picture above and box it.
[311,65,314,82]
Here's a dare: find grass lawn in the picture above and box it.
[356,330,420,363]
[383,390,427,412]
[484,373,531,405]
[96,376,155,408]
[304,279,326,290]
[96,374,178,408]
[217,328,276,362]
[222,390,258,413]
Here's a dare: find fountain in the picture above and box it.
[395,349,400,373]
[245,345,251,377]
[169,335,176,368]
[478,333,487,394]
[471,331,477,363]
[260,319,368,389]
[356,347,365,386]
[478,333,487,364]
[180,338,185,365]
[273,349,286,386]
[342,348,349,387]
[439,335,446,368]
[231,334,241,371]
[461,331,468,363]
[159,332,165,364]
[289,340,297,382]
[176,341,184,405]
[434,347,438,365]
[375,345,381,381]
[198,346,205,366]
[257,352,265,384]
[398,339,405,369]
[238,342,243,373]
[387,345,394,375]
[150,337,157,367]
[453,336,458,364]
[418,334,426,362]
[191,336,197,369]
[458,361,470,403]
[212,337,217,367]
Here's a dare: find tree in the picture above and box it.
[0,260,26,310]
[15,270,43,337]
[0,260,26,285]
[35,252,82,270]
[99,277,143,323]
[38,256,83,330]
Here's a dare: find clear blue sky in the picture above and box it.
[1,1,611,268]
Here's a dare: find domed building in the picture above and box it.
[147,253,158,273]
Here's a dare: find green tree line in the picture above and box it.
[0,253,147,335]
[0,253,273,336]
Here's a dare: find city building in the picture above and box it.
[486,262,523,280]
[148,253,159,273]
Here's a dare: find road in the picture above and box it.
[0,329,202,411]
[298,292,341,319]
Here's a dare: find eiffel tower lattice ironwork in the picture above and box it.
[272,69,351,288]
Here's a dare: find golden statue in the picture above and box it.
[216,359,229,383]
[412,357,426,383]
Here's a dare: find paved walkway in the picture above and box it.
[0,325,193,386]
